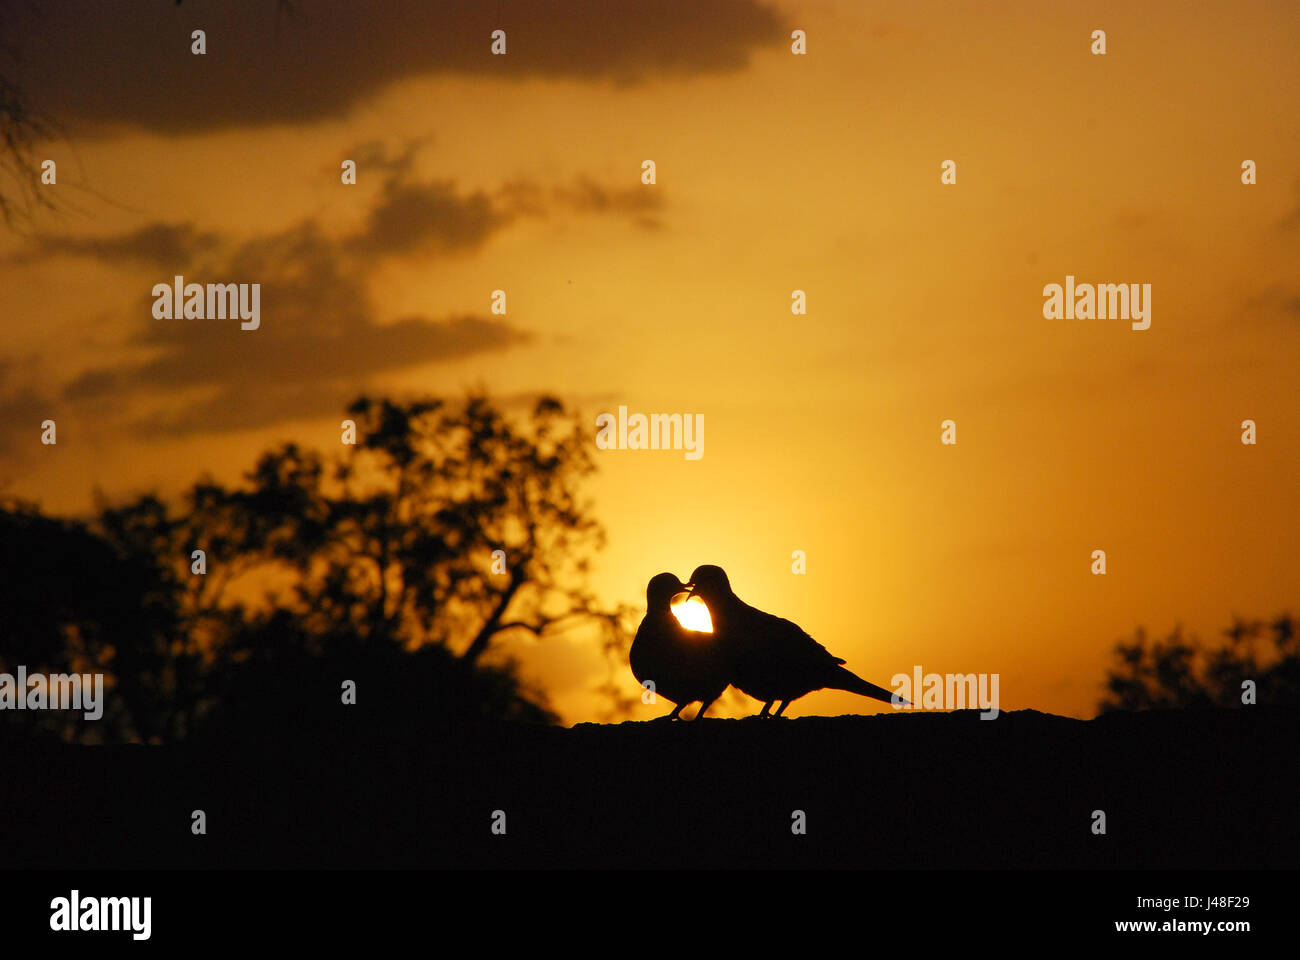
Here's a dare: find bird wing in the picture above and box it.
[744,605,844,666]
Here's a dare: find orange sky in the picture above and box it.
[2,0,1297,724]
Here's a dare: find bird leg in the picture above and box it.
[694,699,717,720]
[659,703,685,721]
[756,701,773,718]
[773,700,791,718]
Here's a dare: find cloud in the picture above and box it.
[19,176,514,271]
[348,139,429,177]
[0,387,49,459]
[8,153,663,438]
[353,178,507,256]
[17,0,785,135]
[124,316,522,437]
[129,380,358,438]
[348,170,668,256]
[550,176,665,229]
[59,218,531,434]
[23,143,663,267]
[1243,285,1300,323]
[17,223,222,270]
[0,360,54,460]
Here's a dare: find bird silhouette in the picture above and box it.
[686,564,906,717]
[629,573,730,720]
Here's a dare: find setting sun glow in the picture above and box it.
[671,597,714,634]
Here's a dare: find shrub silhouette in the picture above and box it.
[1100,613,1298,711]
[0,392,629,742]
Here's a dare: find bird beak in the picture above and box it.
[683,583,696,599]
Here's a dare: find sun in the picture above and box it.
[670,595,713,633]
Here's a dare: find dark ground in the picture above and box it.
[3,706,1297,869]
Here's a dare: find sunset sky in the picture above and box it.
[2,0,1297,724]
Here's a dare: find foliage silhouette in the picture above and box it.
[1099,613,1298,711]
[0,392,630,742]
[0,499,190,742]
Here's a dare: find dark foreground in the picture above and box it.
[4,707,1296,868]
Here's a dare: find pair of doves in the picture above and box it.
[629,565,906,721]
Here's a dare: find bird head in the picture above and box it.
[685,564,732,604]
[645,572,688,610]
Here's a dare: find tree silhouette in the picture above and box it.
[0,0,58,229]
[1100,613,1299,711]
[1,392,631,742]
[0,497,195,742]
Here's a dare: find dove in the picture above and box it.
[685,564,906,717]
[629,573,730,720]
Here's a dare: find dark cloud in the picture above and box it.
[1242,284,1300,324]
[347,139,428,177]
[124,308,530,436]
[60,218,531,434]
[349,170,668,255]
[61,368,119,402]
[11,154,662,437]
[18,223,221,270]
[492,175,666,230]
[129,380,360,438]
[495,180,549,219]
[0,387,51,459]
[354,179,507,256]
[17,1,785,135]
[131,309,527,394]
[550,175,665,229]
[22,151,661,268]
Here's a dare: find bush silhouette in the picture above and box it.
[0,392,628,742]
[1100,613,1298,711]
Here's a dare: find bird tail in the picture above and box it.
[830,665,909,706]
